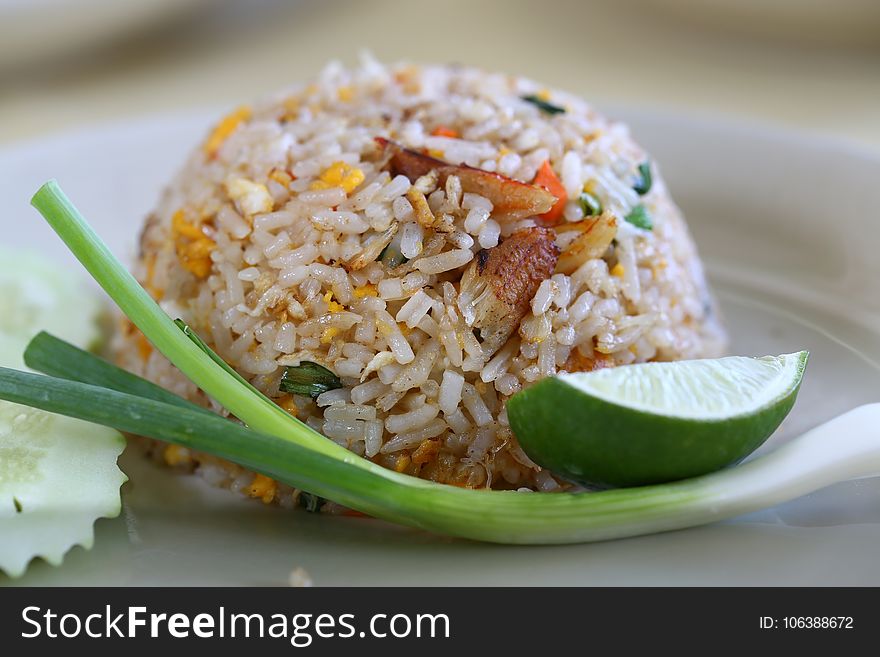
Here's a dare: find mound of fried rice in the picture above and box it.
[116,57,726,508]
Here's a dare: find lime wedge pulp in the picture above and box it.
[506,352,809,487]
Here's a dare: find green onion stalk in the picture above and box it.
[3,180,869,545]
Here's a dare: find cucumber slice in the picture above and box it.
[0,248,125,578]
[0,249,104,369]
[0,404,126,577]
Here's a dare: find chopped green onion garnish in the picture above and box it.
[624,204,653,230]
[578,192,602,216]
[521,95,565,115]
[280,361,342,399]
[299,492,325,513]
[379,243,407,268]
[633,161,652,195]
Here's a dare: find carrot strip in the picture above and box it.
[532,160,567,225]
[430,125,459,138]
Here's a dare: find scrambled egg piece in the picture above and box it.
[268,167,294,187]
[247,474,277,504]
[172,209,216,279]
[320,327,341,344]
[310,161,365,194]
[337,86,354,102]
[224,178,274,216]
[323,291,344,313]
[352,284,378,298]
[203,106,251,158]
[163,445,191,467]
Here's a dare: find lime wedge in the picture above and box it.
[507,352,808,487]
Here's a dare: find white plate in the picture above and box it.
[1,109,879,586]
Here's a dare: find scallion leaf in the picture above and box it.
[0,359,867,545]
[24,331,202,412]
[578,192,602,217]
[22,181,850,546]
[521,95,565,115]
[280,361,342,399]
[298,492,325,513]
[378,243,407,268]
[633,161,652,195]
[624,204,653,230]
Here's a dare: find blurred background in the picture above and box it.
[1,0,879,150]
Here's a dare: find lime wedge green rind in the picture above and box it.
[507,352,808,487]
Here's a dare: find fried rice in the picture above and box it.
[115,56,727,508]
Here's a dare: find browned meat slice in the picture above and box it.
[375,138,556,221]
[459,227,559,356]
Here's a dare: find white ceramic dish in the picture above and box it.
[0,108,878,586]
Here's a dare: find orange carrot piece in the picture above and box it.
[533,160,567,225]
[431,125,459,138]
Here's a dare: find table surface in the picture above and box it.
[1,0,879,152]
